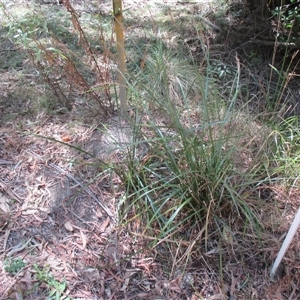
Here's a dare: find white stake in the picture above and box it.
[270,206,300,279]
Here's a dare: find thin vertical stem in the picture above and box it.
[113,0,127,116]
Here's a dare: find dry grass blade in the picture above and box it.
[63,0,112,105]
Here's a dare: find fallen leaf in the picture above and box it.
[223,225,234,243]
[99,217,110,233]
[7,282,27,300]
[64,221,74,232]
[80,230,87,248]
[62,135,72,142]
[0,194,10,215]
[22,209,38,215]
[120,270,139,291]
[83,267,100,281]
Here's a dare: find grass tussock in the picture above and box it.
[118,44,268,245]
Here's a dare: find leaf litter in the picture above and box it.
[1,0,300,299]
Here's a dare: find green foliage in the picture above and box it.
[269,116,300,187]
[4,257,26,274]
[272,1,300,42]
[117,42,263,243]
[33,264,69,300]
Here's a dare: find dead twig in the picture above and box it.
[249,38,300,49]
[6,238,32,257]
[0,181,23,203]
[49,163,117,223]
[0,160,13,165]
[26,150,117,223]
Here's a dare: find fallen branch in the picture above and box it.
[249,38,300,49]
